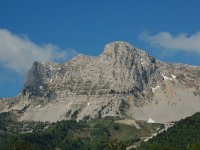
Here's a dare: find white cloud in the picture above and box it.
[0,29,78,73]
[140,31,200,53]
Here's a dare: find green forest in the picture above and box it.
[139,112,200,150]
[1,112,200,150]
[0,113,157,150]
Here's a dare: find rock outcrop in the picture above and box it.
[1,41,200,123]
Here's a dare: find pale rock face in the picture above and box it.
[99,41,158,92]
[151,85,160,93]
[0,41,200,123]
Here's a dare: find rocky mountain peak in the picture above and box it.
[99,41,155,67]
[100,41,136,61]
[1,41,200,123]
[101,41,135,56]
[21,42,159,99]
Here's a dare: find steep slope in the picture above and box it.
[0,41,200,123]
[139,112,200,150]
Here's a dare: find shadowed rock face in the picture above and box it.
[22,61,49,97]
[1,41,200,123]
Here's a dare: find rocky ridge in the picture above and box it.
[0,41,200,123]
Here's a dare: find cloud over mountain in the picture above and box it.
[0,29,77,73]
[140,31,200,53]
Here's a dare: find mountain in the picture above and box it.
[0,41,200,123]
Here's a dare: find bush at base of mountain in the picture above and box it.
[0,112,159,150]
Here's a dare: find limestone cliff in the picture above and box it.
[1,41,200,123]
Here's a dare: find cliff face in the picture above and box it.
[22,42,161,97]
[1,41,200,123]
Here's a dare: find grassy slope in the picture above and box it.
[88,118,159,142]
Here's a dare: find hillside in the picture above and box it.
[0,112,160,150]
[139,112,200,150]
[2,111,200,150]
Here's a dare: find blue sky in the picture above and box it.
[0,0,200,97]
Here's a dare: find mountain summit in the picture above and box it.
[1,42,200,123]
